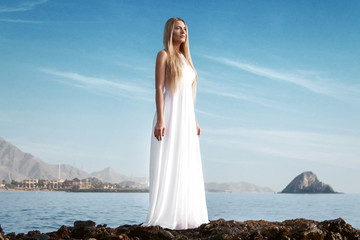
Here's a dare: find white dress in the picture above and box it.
[144,53,209,230]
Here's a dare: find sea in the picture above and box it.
[0,192,359,234]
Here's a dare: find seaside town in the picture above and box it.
[0,178,148,192]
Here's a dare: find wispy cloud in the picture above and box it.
[39,68,153,102]
[203,127,360,167]
[0,0,48,13]
[201,87,278,109]
[195,108,230,119]
[0,18,43,24]
[197,73,282,109]
[117,62,152,72]
[204,55,360,101]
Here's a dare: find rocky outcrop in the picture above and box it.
[2,218,359,240]
[281,171,336,193]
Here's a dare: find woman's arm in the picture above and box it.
[154,50,167,141]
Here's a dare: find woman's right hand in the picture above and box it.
[154,121,166,141]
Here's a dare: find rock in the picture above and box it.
[321,218,360,240]
[281,171,336,193]
[73,220,96,229]
[70,220,96,239]
[24,234,50,240]
[3,218,360,240]
[127,225,169,240]
[303,223,324,239]
[159,230,174,239]
[55,225,69,239]
[26,230,41,235]
[0,225,8,240]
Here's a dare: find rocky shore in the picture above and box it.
[1,218,359,240]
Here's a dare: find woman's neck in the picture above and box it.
[173,42,181,53]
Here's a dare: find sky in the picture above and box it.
[1,0,359,193]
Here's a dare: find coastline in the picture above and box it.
[0,189,148,193]
[1,218,359,240]
[0,189,64,193]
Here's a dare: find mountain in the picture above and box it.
[0,137,90,182]
[0,137,148,185]
[91,167,148,185]
[91,167,127,183]
[205,182,274,193]
[281,171,336,193]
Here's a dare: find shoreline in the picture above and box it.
[2,189,355,193]
[0,189,65,192]
[0,189,148,193]
[1,218,359,240]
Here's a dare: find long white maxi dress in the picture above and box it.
[144,53,209,230]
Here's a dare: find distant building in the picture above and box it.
[63,179,74,189]
[72,178,81,189]
[104,184,116,189]
[62,178,86,189]
[48,179,65,189]
[79,179,91,189]
[22,179,39,189]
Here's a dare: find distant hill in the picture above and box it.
[91,167,148,185]
[0,137,148,186]
[281,171,336,193]
[1,137,277,192]
[205,182,274,193]
[0,137,91,182]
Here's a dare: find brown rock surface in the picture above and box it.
[3,218,360,240]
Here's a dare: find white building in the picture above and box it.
[49,179,65,189]
[22,179,39,189]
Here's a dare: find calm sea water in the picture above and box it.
[0,192,359,234]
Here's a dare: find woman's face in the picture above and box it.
[172,20,187,44]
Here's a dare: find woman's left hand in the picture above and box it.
[196,121,201,137]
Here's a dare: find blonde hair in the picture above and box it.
[163,17,197,100]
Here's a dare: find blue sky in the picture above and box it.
[1,0,359,193]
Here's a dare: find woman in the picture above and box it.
[143,17,209,230]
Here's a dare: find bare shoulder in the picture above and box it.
[156,49,167,62]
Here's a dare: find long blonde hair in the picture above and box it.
[163,17,197,100]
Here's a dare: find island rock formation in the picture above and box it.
[281,171,336,193]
